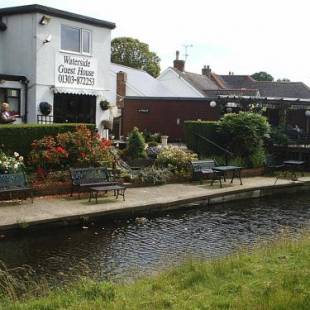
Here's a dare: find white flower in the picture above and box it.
[19,156,24,162]
[14,152,19,157]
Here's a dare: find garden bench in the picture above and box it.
[0,172,33,202]
[191,160,224,187]
[88,184,127,203]
[69,167,121,197]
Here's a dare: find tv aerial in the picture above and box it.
[183,44,193,61]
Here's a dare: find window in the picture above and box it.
[82,30,91,54]
[61,25,91,55]
[0,88,21,114]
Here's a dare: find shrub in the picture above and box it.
[147,141,159,147]
[136,167,172,185]
[142,129,161,143]
[0,151,24,173]
[183,121,224,157]
[270,126,289,145]
[126,127,147,160]
[28,125,113,172]
[0,123,95,158]
[218,112,270,168]
[146,146,161,158]
[155,147,198,172]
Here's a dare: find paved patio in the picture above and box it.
[0,176,309,231]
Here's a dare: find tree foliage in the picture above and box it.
[111,37,161,77]
[251,71,274,81]
[218,112,270,167]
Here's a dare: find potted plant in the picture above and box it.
[99,100,111,111]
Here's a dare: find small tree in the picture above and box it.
[251,71,274,81]
[111,37,161,77]
[126,127,146,159]
[218,112,270,167]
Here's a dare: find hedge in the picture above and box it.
[183,121,225,157]
[0,123,95,157]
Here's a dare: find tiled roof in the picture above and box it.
[217,75,310,99]
[215,75,255,89]
[253,81,310,99]
[168,67,310,100]
[170,67,219,93]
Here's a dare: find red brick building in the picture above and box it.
[123,97,221,141]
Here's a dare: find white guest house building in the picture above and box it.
[0,4,115,128]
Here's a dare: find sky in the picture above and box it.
[1,0,310,85]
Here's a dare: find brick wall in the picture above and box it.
[123,97,221,141]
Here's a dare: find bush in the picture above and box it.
[0,123,95,158]
[270,126,289,145]
[218,112,270,168]
[0,151,24,173]
[126,127,147,160]
[147,141,159,147]
[155,147,198,172]
[28,125,113,172]
[146,146,161,158]
[183,121,224,157]
[136,167,172,185]
[142,129,161,143]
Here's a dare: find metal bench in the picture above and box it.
[191,160,224,187]
[89,184,127,203]
[0,172,33,202]
[69,167,120,197]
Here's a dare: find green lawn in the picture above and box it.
[1,234,309,309]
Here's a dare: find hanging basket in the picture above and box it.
[39,102,52,116]
[102,120,113,130]
[99,100,111,111]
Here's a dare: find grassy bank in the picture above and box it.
[1,234,309,309]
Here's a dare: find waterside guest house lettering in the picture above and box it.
[55,54,97,89]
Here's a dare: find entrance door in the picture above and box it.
[54,94,96,124]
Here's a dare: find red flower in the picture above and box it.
[56,146,66,154]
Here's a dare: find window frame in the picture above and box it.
[0,88,21,115]
[60,24,92,56]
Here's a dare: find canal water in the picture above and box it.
[0,194,309,282]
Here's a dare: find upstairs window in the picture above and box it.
[61,25,91,55]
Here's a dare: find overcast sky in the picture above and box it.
[1,0,310,84]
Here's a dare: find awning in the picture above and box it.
[51,86,105,97]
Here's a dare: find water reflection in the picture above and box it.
[0,194,309,281]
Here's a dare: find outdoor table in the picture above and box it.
[212,166,243,185]
[283,160,305,180]
[88,185,126,203]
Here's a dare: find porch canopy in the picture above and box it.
[51,86,105,97]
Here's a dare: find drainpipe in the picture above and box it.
[22,79,29,123]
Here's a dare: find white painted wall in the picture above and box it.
[0,12,113,126]
[158,68,204,98]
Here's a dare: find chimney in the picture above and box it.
[116,71,127,109]
[202,65,212,78]
[173,50,185,72]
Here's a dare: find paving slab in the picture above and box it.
[0,176,309,231]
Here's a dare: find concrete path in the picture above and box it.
[0,176,309,231]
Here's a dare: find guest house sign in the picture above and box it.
[55,54,97,89]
